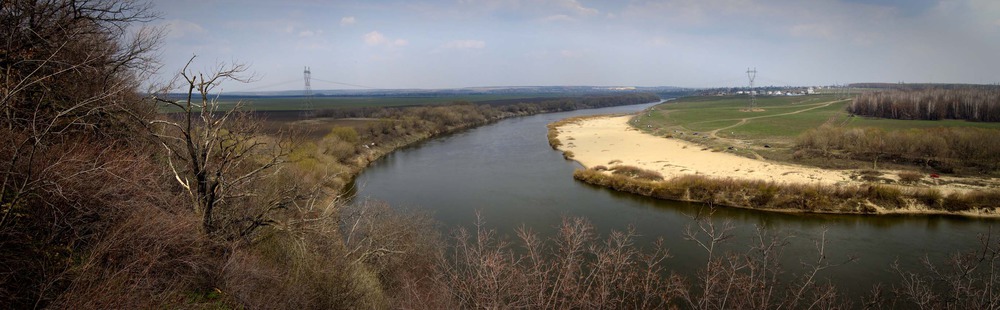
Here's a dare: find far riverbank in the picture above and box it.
[551,114,1000,217]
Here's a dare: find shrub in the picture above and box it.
[610,165,664,181]
[898,171,923,184]
[327,126,360,144]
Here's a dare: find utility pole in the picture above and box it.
[746,67,757,111]
[302,66,314,118]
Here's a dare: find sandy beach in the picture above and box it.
[556,115,861,187]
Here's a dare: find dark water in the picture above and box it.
[352,101,995,295]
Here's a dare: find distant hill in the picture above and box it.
[173,85,690,99]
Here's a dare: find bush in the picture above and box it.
[898,171,923,184]
[327,126,360,144]
[610,165,664,181]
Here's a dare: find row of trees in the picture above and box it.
[314,93,660,120]
[796,125,1000,174]
[848,87,1000,122]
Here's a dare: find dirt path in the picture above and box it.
[706,99,849,139]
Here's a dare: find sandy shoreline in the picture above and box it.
[554,115,998,196]
[556,115,861,186]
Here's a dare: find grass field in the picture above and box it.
[632,94,1000,168]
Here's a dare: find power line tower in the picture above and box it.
[746,67,757,111]
[302,66,314,118]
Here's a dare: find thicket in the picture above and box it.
[848,87,1000,122]
[796,125,1000,174]
[573,167,1000,213]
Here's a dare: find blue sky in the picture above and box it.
[152,0,1000,91]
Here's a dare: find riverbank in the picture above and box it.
[321,95,663,193]
[551,115,1000,217]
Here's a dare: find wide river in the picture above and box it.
[352,100,994,295]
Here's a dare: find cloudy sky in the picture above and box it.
[153,0,1000,91]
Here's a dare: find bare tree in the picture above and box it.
[150,56,298,238]
[889,230,1000,309]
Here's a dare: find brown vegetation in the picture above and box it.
[429,213,854,308]
[573,167,1000,214]
[797,124,1000,174]
[610,165,665,181]
[849,86,1000,122]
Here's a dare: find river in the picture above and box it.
[351,100,994,295]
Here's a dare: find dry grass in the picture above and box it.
[610,165,664,181]
[898,171,924,184]
[573,167,998,214]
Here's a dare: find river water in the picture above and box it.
[351,100,994,295]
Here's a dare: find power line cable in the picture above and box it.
[311,77,378,89]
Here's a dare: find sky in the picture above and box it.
[151,0,1000,92]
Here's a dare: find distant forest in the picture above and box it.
[314,93,661,119]
[848,86,1000,122]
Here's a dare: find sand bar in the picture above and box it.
[557,115,860,187]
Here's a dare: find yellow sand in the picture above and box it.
[556,115,855,186]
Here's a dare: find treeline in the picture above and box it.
[314,93,660,119]
[848,87,1000,122]
[796,125,1000,174]
[849,82,997,90]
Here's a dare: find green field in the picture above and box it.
[638,94,1000,139]
[632,94,1000,164]
[159,93,573,112]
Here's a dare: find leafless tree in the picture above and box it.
[889,229,1000,309]
[150,56,300,239]
[679,210,855,309]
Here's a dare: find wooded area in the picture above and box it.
[849,87,1000,122]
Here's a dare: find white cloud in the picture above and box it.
[443,39,486,49]
[455,0,597,19]
[298,30,316,37]
[364,31,407,47]
[162,19,206,39]
[364,31,387,45]
[340,16,356,26]
[556,0,598,16]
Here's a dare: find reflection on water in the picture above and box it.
[352,100,996,295]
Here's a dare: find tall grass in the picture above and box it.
[573,168,999,214]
